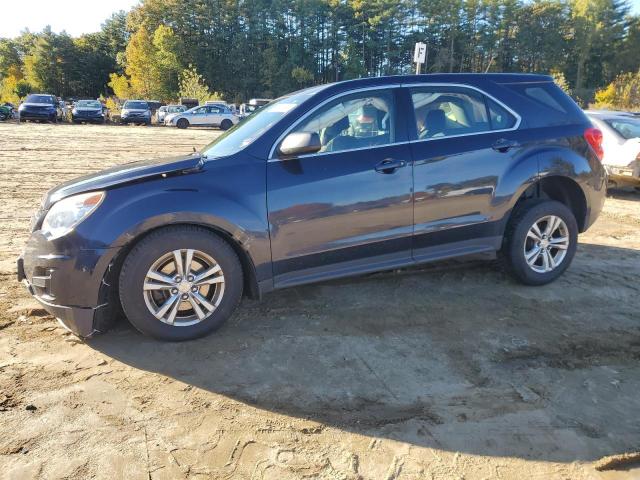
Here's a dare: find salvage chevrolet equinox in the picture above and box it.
[18,74,606,341]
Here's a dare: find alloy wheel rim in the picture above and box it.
[143,249,225,326]
[523,215,570,274]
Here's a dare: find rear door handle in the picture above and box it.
[375,159,407,174]
[492,138,519,152]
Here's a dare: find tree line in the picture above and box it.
[0,0,639,106]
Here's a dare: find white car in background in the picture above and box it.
[165,104,239,130]
[586,110,640,188]
[157,104,187,124]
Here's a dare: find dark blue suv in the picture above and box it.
[17,74,606,341]
[18,94,60,123]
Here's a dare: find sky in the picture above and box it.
[1,0,640,38]
[0,0,140,38]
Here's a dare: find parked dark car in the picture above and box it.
[120,100,151,125]
[18,94,61,123]
[18,74,606,341]
[71,100,106,124]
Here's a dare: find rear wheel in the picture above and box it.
[176,118,189,129]
[119,226,243,341]
[501,200,578,285]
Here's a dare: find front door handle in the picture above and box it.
[492,138,519,152]
[375,159,407,174]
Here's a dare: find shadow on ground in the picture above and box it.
[90,243,640,463]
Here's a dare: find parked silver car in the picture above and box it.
[164,104,239,129]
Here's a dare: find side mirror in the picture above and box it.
[278,132,321,158]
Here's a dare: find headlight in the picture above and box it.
[121,109,129,116]
[41,191,105,240]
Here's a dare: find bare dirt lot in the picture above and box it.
[1,122,639,480]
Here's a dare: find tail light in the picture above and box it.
[584,127,604,161]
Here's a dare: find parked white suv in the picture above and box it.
[586,110,640,188]
[157,105,187,124]
[165,104,239,130]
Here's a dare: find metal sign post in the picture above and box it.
[414,42,426,74]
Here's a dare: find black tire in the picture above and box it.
[501,200,578,286]
[176,118,189,129]
[119,226,243,341]
[220,119,233,130]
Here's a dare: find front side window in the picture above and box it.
[411,87,490,140]
[285,89,396,154]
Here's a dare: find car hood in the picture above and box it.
[43,154,204,208]
[21,102,54,108]
[123,108,149,113]
[74,107,102,112]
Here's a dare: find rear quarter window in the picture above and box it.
[506,82,581,116]
[501,81,585,127]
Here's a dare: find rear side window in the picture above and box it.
[409,86,517,140]
[487,98,517,130]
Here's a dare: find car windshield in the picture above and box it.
[168,106,184,113]
[77,100,101,109]
[202,85,326,158]
[124,101,148,110]
[606,118,640,140]
[26,95,55,105]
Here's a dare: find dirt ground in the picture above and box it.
[1,122,639,480]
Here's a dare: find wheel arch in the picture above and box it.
[510,175,588,232]
[101,221,262,319]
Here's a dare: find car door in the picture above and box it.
[190,106,207,125]
[207,106,224,126]
[406,84,523,260]
[267,87,414,287]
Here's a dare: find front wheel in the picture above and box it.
[501,200,578,285]
[220,119,233,130]
[176,118,189,129]
[119,226,243,341]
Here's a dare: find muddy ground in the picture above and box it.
[0,122,639,480]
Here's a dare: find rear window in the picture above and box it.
[606,118,640,140]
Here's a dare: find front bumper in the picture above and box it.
[18,231,120,337]
[18,272,99,337]
[121,115,150,124]
[20,111,56,121]
[72,113,104,123]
